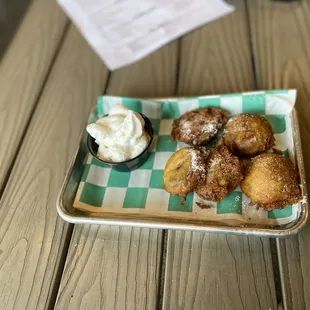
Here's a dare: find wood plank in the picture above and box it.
[165,232,276,310]
[55,226,164,310]
[106,45,177,98]
[54,41,178,310]
[247,0,310,309]
[0,0,67,191]
[163,2,277,309]
[0,25,109,310]
[177,0,254,96]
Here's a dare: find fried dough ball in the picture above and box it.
[171,107,227,146]
[195,145,244,202]
[223,114,275,156]
[241,153,301,210]
[164,147,209,201]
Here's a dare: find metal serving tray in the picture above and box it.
[57,106,308,237]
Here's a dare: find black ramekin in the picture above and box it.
[87,113,154,172]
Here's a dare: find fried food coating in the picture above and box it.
[171,107,227,146]
[223,114,275,156]
[195,145,244,202]
[241,153,301,210]
[164,147,209,200]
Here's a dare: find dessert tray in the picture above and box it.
[57,90,308,237]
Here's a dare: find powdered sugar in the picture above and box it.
[300,195,308,204]
[179,119,192,135]
[203,121,218,134]
[209,157,221,168]
[188,148,205,172]
[172,107,226,146]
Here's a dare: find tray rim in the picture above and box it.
[57,99,308,237]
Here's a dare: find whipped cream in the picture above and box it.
[87,104,150,162]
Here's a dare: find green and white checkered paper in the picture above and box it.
[74,89,300,226]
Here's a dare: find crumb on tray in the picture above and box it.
[196,202,212,209]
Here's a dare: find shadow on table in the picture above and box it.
[0,0,31,61]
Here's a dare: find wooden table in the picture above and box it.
[0,0,31,60]
[0,0,309,309]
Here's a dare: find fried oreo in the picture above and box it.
[241,153,301,210]
[223,114,275,157]
[195,145,244,202]
[171,107,227,146]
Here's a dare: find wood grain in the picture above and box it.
[0,25,109,310]
[164,232,276,310]
[54,41,178,310]
[163,1,277,309]
[106,42,178,98]
[248,0,310,308]
[0,0,67,191]
[177,0,255,96]
[55,226,163,310]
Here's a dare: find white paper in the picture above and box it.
[57,0,234,70]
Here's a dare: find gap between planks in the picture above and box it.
[53,38,179,309]
[0,21,70,200]
[163,1,278,309]
[247,0,310,309]
[244,0,283,305]
[0,0,68,197]
[0,24,109,310]
[47,44,113,310]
